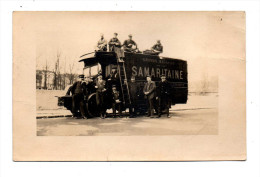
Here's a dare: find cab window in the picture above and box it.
[83,63,101,77]
[105,64,117,78]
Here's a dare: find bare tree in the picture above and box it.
[42,59,50,90]
[53,50,61,90]
[68,62,76,85]
[36,54,43,89]
[62,57,67,90]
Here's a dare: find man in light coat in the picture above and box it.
[143,75,156,118]
[95,74,107,119]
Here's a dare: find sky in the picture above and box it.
[35,11,245,82]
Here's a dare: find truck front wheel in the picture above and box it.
[86,93,100,118]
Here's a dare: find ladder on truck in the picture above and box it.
[116,58,131,112]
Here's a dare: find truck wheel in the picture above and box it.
[86,93,100,118]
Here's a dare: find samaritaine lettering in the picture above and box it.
[132,66,183,79]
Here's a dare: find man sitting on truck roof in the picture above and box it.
[108,33,124,60]
[108,33,121,52]
[151,40,163,55]
[122,34,139,53]
[95,33,107,51]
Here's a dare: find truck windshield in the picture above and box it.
[83,63,101,77]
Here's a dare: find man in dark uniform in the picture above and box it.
[143,75,156,118]
[128,76,139,118]
[107,66,120,89]
[109,33,124,60]
[95,74,107,119]
[106,66,120,104]
[151,40,163,55]
[123,34,138,53]
[69,74,87,119]
[108,33,121,52]
[111,85,122,118]
[156,74,171,118]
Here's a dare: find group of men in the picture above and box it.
[67,68,172,119]
[67,33,168,119]
[95,33,163,55]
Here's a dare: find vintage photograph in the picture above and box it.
[13,11,246,161]
[34,12,222,136]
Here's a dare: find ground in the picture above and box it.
[37,93,218,136]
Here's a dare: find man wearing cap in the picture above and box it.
[96,34,107,51]
[111,85,122,118]
[108,33,121,52]
[69,75,87,119]
[106,66,120,89]
[143,75,156,118]
[95,74,107,119]
[156,74,172,118]
[106,66,120,104]
[109,33,125,60]
[151,40,163,55]
[123,34,138,53]
[128,76,139,118]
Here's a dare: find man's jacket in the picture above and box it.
[143,81,156,99]
[68,81,87,95]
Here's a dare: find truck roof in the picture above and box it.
[79,51,185,67]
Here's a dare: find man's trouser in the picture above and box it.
[147,98,154,116]
[72,94,86,117]
[158,96,170,116]
[129,99,137,116]
[112,103,121,117]
[96,92,106,116]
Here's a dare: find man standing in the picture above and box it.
[128,76,139,118]
[111,85,122,118]
[106,66,120,102]
[107,66,120,89]
[156,74,171,118]
[69,75,87,119]
[123,34,138,53]
[143,75,156,118]
[151,40,163,55]
[95,74,107,119]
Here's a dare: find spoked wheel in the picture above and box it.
[86,93,100,118]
